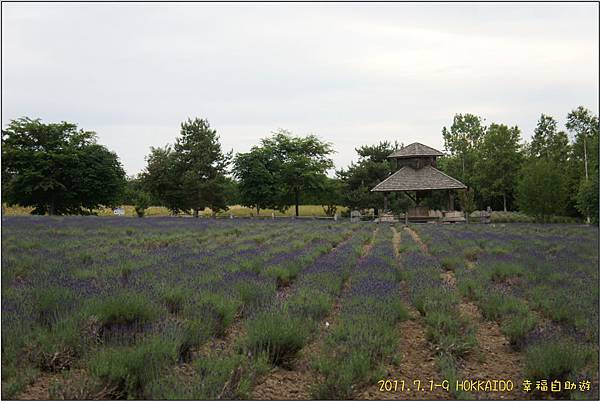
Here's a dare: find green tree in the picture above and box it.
[566,106,599,182]
[2,117,126,215]
[473,123,523,212]
[174,118,232,216]
[517,159,569,222]
[441,113,487,185]
[141,146,187,214]
[337,141,401,215]
[576,171,599,224]
[566,106,599,223]
[529,114,570,165]
[458,188,476,223]
[260,130,333,216]
[233,147,278,214]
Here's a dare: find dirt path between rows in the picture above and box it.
[252,227,379,400]
[356,227,449,400]
[408,227,524,400]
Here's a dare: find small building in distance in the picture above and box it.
[371,142,466,222]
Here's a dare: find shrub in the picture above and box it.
[176,319,213,362]
[425,311,476,358]
[24,318,82,372]
[89,337,177,398]
[524,340,594,382]
[413,287,457,316]
[33,287,76,327]
[500,314,537,350]
[479,294,528,321]
[159,287,192,314]
[440,256,462,271]
[457,278,483,301]
[286,289,333,321]
[244,311,311,366]
[489,263,524,282]
[86,293,159,331]
[186,292,239,337]
[235,281,275,316]
[311,350,371,399]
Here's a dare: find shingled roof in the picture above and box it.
[371,165,467,192]
[388,142,444,158]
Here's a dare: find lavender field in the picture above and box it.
[1,217,598,400]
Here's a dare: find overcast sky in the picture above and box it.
[2,2,598,175]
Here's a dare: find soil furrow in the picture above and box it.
[409,227,523,400]
[357,227,449,400]
[251,226,379,400]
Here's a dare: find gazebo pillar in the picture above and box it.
[383,192,389,212]
[448,190,455,211]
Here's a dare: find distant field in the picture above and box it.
[2,218,598,400]
[2,204,347,218]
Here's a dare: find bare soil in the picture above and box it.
[356,228,449,400]
[403,229,524,400]
[252,227,379,400]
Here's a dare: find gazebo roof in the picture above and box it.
[371,165,467,192]
[388,142,444,159]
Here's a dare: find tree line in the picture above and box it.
[2,106,598,223]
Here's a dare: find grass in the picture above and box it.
[524,340,595,382]
[86,293,159,330]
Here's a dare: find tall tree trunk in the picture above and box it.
[583,135,589,180]
[193,209,199,218]
[295,190,299,217]
[256,205,260,215]
[503,193,507,212]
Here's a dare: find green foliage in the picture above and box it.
[524,340,594,381]
[87,293,159,329]
[32,287,76,327]
[489,262,524,282]
[517,158,569,221]
[337,141,403,214]
[141,118,231,215]
[440,256,462,271]
[286,288,333,321]
[89,337,177,398]
[473,123,523,212]
[261,130,334,216]
[458,187,477,217]
[576,171,599,224]
[244,311,311,366]
[311,350,372,399]
[185,292,240,337]
[159,286,192,314]
[24,318,82,372]
[500,314,537,350]
[1,117,126,215]
[425,312,477,358]
[233,147,278,214]
[528,114,570,165]
[413,287,458,316]
[441,113,486,186]
[479,294,529,321]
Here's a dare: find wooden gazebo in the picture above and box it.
[371,142,466,221]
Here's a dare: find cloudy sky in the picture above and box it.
[2,2,598,175]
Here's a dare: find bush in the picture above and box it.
[244,311,311,366]
[159,286,192,315]
[235,281,275,316]
[185,292,239,337]
[286,288,333,321]
[576,173,599,224]
[500,314,537,350]
[524,340,594,382]
[413,287,457,316]
[311,350,371,399]
[479,294,528,321]
[33,287,76,327]
[89,337,177,398]
[24,318,82,372]
[86,293,159,330]
[440,256,462,271]
[424,311,476,358]
[489,263,524,282]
